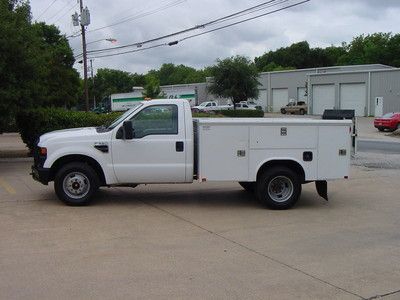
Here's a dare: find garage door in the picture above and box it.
[272,88,288,112]
[312,84,335,115]
[340,83,366,116]
[297,87,307,102]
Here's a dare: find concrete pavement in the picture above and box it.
[1,160,400,299]
[0,133,29,158]
[357,139,400,154]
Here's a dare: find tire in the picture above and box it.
[378,127,384,132]
[281,108,286,114]
[239,181,256,192]
[54,162,99,206]
[396,124,400,131]
[256,166,301,209]
[299,109,305,115]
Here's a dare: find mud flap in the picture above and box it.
[315,180,328,201]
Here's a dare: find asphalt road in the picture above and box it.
[1,160,400,299]
[357,139,400,154]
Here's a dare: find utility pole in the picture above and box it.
[80,0,89,112]
[73,1,90,111]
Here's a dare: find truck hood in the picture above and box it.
[39,127,99,144]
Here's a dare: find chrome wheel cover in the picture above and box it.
[267,176,294,203]
[62,171,90,199]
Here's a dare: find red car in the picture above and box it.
[374,112,400,132]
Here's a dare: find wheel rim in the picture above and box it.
[267,176,294,203]
[62,171,90,199]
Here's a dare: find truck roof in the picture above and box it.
[194,118,352,126]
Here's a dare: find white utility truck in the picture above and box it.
[191,101,233,112]
[31,99,351,209]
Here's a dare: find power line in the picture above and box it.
[53,2,79,23]
[47,1,74,22]
[84,0,282,56]
[37,0,60,19]
[179,0,309,43]
[89,43,167,59]
[86,0,309,59]
[87,0,186,33]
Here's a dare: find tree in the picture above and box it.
[32,22,80,108]
[208,56,260,106]
[0,0,80,132]
[90,68,145,107]
[142,75,164,99]
[146,63,211,86]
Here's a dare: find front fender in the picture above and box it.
[43,146,117,184]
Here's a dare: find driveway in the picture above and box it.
[1,160,400,299]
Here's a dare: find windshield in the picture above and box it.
[381,112,394,119]
[107,104,143,130]
[198,102,208,107]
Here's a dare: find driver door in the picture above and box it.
[111,103,186,184]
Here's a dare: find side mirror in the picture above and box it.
[123,121,134,140]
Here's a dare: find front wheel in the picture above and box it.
[280,108,286,114]
[54,162,99,206]
[256,166,301,209]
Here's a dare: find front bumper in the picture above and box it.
[31,165,51,185]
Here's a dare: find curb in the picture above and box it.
[0,150,30,159]
[0,157,33,162]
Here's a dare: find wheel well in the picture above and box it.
[50,155,106,185]
[257,160,306,183]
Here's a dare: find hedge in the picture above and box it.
[16,108,122,151]
[216,109,264,117]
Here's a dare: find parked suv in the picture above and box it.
[281,101,307,115]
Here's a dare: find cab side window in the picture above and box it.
[130,105,178,138]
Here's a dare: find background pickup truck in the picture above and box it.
[32,99,351,209]
[191,101,233,112]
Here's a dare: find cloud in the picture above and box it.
[31,0,400,74]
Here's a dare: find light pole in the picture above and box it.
[90,59,95,108]
[77,38,116,110]
[87,38,117,46]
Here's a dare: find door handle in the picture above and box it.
[176,141,184,152]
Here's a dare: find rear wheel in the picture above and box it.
[54,162,99,206]
[256,166,301,209]
[239,182,255,192]
[378,127,384,132]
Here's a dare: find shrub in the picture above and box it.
[16,108,122,151]
[0,116,18,133]
[192,112,225,118]
[216,109,264,117]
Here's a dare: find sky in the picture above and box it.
[30,0,400,75]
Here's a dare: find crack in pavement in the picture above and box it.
[140,199,364,299]
[365,289,400,300]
